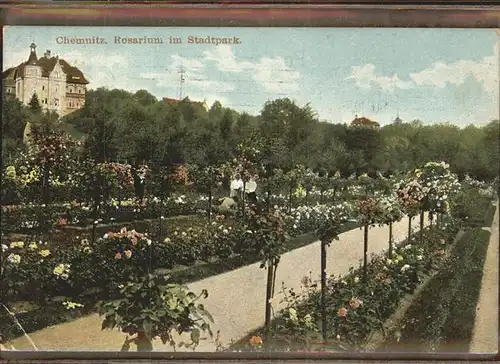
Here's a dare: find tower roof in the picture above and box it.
[27,43,38,65]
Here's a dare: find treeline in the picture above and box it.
[2,88,499,181]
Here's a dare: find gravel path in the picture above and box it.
[469,201,499,354]
[6,214,428,352]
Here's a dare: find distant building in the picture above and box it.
[393,110,403,123]
[350,115,380,128]
[2,42,89,117]
[162,96,208,111]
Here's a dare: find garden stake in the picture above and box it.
[363,224,369,282]
[208,187,212,223]
[2,304,38,351]
[419,210,425,246]
[388,222,393,259]
[320,239,327,342]
[408,216,412,242]
[264,259,274,340]
[242,181,246,219]
[159,198,164,239]
[266,189,271,212]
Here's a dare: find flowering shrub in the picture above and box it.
[378,194,404,226]
[241,206,289,268]
[415,162,461,216]
[396,178,424,217]
[355,198,386,227]
[0,240,74,304]
[282,202,353,243]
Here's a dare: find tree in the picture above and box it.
[209,101,223,122]
[219,109,234,142]
[28,92,42,113]
[134,89,157,106]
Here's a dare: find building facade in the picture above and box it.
[350,115,381,128]
[2,43,89,117]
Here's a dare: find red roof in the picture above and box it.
[351,116,380,127]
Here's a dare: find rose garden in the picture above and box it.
[1,92,499,354]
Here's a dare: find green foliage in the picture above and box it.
[28,93,42,112]
[233,227,456,352]
[242,206,289,268]
[97,273,213,351]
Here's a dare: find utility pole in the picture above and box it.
[178,64,186,100]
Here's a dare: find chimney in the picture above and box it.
[44,49,51,58]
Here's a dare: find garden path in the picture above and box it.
[7,214,429,352]
[469,200,498,354]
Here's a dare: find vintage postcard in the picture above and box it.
[1,24,499,356]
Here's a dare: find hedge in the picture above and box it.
[379,227,491,352]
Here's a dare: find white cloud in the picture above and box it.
[345,64,413,92]
[203,45,301,93]
[63,50,130,90]
[139,54,234,94]
[3,49,29,70]
[253,57,301,93]
[409,42,499,94]
[346,43,499,95]
[203,45,254,73]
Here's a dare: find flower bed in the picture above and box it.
[228,226,459,352]
[0,213,361,343]
[377,227,492,353]
[0,193,208,234]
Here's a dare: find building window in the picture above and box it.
[45,98,47,104]
[42,85,45,91]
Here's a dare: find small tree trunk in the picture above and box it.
[136,331,153,352]
[388,222,393,259]
[419,210,425,245]
[264,259,274,340]
[408,215,412,242]
[266,188,271,212]
[118,186,122,209]
[321,239,327,342]
[288,187,293,213]
[159,197,164,239]
[242,181,246,219]
[305,189,309,206]
[208,188,212,223]
[320,190,324,204]
[363,224,369,282]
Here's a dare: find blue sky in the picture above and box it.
[4,26,499,126]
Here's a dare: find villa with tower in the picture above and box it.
[2,42,89,117]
